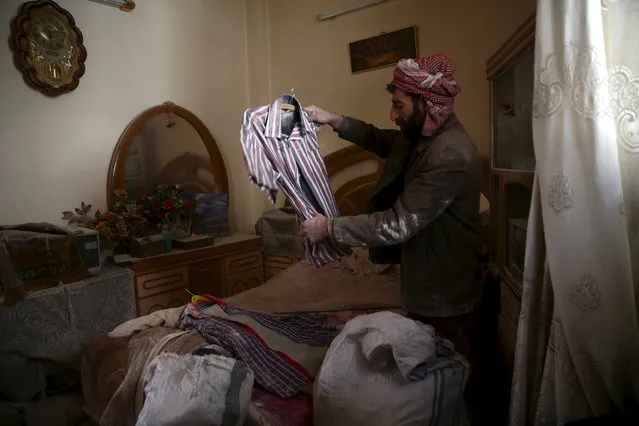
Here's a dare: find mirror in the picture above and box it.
[107,102,228,207]
[123,115,215,199]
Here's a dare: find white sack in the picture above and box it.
[314,311,470,426]
[136,352,254,426]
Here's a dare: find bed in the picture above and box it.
[81,144,491,426]
[81,144,409,425]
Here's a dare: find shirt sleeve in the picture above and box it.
[328,144,471,247]
[240,107,279,203]
[335,117,400,159]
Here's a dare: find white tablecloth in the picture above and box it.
[0,262,136,363]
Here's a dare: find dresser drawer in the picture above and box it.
[136,266,189,299]
[226,267,264,297]
[264,254,299,269]
[225,250,263,275]
[137,287,190,316]
[189,259,224,298]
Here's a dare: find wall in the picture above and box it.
[0,0,255,232]
[0,0,537,234]
[265,0,537,205]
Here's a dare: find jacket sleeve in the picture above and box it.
[328,144,470,247]
[335,117,399,159]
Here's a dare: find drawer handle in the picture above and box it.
[230,255,259,268]
[199,268,210,273]
[142,273,185,290]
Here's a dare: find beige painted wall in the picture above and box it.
[0,0,536,233]
[0,0,255,232]
[265,0,536,200]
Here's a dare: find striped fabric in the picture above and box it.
[240,97,350,267]
[179,303,339,398]
[222,303,337,346]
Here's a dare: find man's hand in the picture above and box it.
[300,214,329,244]
[304,105,344,129]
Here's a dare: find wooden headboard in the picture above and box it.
[324,145,384,216]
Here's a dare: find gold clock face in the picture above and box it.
[26,8,78,87]
[11,1,87,96]
[31,13,68,51]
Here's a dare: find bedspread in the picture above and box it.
[81,254,402,425]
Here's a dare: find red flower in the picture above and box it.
[163,200,176,211]
[152,198,161,207]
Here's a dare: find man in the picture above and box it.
[300,55,482,361]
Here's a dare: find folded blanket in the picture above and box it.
[108,306,184,338]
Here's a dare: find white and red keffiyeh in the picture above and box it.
[391,55,461,136]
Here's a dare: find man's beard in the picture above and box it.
[396,108,426,139]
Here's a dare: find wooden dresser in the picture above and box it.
[263,254,300,281]
[115,233,264,316]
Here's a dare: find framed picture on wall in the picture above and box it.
[348,26,418,74]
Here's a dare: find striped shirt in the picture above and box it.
[180,301,339,398]
[240,97,350,267]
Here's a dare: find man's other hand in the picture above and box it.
[304,105,343,129]
[300,214,329,244]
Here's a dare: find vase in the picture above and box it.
[165,217,191,239]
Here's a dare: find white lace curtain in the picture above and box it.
[509,0,639,425]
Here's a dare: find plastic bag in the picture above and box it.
[314,311,470,426]
[136,352,254,426]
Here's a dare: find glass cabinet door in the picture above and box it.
[492,48,535,171]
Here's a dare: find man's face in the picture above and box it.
[390,89,425,137]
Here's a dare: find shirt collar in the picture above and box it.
[265,96,311,139]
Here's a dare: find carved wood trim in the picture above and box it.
[263,254,298,268]
[334,175,377,214]
[324,145,383,177]
[137,286,190,316]
[225,251,263,275]
[107,101,229,207]
[135,266,188,298]
[226,267,264,297]
[128,235,262,275]
[486,12,536,80]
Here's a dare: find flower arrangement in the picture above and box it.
[62,189,148,248]
[95,189,148,245]
[142,184,197,228]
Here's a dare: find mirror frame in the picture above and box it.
[107,101,229,208]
